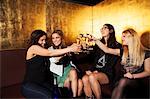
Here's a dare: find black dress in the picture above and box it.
[23,55,53,85]
[21,55,54,98]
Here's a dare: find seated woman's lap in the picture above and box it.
[116,77,149,98]
[63,68,77,88]
[90,72,109,84]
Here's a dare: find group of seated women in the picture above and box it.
[21,24,150,99]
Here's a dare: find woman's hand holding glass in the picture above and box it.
[69,43,81,53]
[75,34,96,53]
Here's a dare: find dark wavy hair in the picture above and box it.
[51,30,67,49]
[28,30,48,48]
[101,24,117,48]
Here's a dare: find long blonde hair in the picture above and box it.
[121,28,145,66]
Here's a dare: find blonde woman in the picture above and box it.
[95,28,150,98]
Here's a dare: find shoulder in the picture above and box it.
[115,41,122,48]
[28,45,46,55]
[115,41,123,51]
[144,50,150,59]
[29,45,43,51]
[28,45,38,50]
[26,45,40,60]
[114,41,123,56]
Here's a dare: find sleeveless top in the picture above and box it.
[23,55,53,85]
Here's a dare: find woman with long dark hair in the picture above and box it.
[82,24,122,99]
[21,30,81,98]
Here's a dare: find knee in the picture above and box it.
[118,78,128,88]
[82,75,89,85]
[89,73,96,82]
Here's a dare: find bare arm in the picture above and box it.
[124,58,150,79]
[95,39,120,56]
[27,43,80,60]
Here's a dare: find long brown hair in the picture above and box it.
[101,24,117,48]
[50,30,67,49]
[28,30,48,48]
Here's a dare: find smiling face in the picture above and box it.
[52,33,62,47]
[38,35,46,47]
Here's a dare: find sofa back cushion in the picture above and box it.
[1,49,26,87]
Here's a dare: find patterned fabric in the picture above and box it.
[121,50,150,74]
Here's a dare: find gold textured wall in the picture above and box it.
[0,0,46,50]
[46,0,150,44]
[1,0,150,50]
[92,0,150,43]
[46,0,92,44]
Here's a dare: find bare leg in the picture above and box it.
[82,75,93,97]
[89,72,109,99]
[89,73,101,99]
[77,79,83,96]
[69,69,78,97]
[64,77,70,89]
